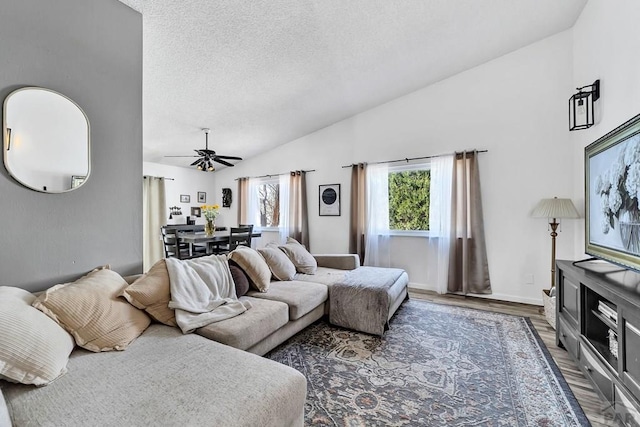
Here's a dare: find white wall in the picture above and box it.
[570,0,640,258]
[143,162,218,226]
[215,31,575,305]
[0,0,142,292]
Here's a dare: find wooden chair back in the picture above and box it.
[161,226,186,259]
[228,225,254,251]
[161,225,207,259]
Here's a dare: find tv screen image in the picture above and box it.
[586,113,640,271]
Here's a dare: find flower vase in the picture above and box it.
[205,219,215,237]
[620,208,640,254]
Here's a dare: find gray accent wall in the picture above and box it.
[0,0,142,291]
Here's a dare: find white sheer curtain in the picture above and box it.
[364,163,391,267]
[278,173,290,244]
[247,178,260,227]
[427,154,454,294]
[143,176,166,271]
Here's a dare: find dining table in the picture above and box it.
[179,230,262,255]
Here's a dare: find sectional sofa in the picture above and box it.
[0,246,408,426]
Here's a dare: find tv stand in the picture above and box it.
[571,257,599,267]
[557,260,640,425]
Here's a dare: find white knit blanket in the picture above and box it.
[166,255,251,334]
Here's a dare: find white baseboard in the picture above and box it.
[407,283,543,306]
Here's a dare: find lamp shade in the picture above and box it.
[531,197,580,219]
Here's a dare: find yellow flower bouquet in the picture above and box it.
[201,204,220,236]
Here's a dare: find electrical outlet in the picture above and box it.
[524,274,534,285]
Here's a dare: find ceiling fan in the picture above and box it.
[164,128,242,172]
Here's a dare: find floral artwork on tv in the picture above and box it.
[586,113,640,270]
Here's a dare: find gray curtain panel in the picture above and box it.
[289,171,310,248]
[349,163,366,265]
[447,152,492,294]
[237,177,249,225]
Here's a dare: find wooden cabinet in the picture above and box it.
[557,260,640,426]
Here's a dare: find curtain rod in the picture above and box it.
[143,175,175,181]
[340,150,488,168]
[234,169,316,181]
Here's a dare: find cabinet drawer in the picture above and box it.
[580,343,614,402]
[558,317,579,359]
[624,320,640,401]
[615,384,640,427]
[560,276,579,325]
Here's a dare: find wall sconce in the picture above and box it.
[569,80,600,131]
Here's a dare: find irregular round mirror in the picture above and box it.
[3,87,90,193]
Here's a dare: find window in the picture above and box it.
[388,163,430,231]
[256,178,280,227]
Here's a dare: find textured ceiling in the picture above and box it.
[119,0,587,169]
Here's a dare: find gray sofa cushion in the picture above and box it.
[294,267,348,286]
[196,297,289,350]
[247,281,328,320]
[2,325,306,427]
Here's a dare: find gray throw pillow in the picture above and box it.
[278,237,317,275]
[228,261,250,297]
[258,244,297,281]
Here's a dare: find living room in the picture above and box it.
[1,0,640,425]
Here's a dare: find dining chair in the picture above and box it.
[236,224,254,249]
[214,225,253,255]
[161,226,207,259]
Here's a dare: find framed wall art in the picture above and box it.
[190,207,202,217]
[198,191,206,203]
[319,184,340,216]
[180,194,190,203]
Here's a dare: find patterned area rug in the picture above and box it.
[266,299,589,426]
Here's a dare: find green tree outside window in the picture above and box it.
[388,169,430,230]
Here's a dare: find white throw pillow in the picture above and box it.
[0,286,75,386]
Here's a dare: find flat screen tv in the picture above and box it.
[586,113,640,271]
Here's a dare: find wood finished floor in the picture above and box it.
[408,288,618,426]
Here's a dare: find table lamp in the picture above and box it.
[531,197,580,288]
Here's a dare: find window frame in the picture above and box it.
[253,176,281,231]
[387,161,431,237]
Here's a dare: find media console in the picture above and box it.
[557,260,640,425]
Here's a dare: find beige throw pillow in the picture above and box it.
[0,286,75,386]
[32,269,151,352]
[258,244,297,281]
[228,246,271,292]
[279,237,317,274]
[121,259,176,326]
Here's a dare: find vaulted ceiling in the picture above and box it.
[119,0,587,169]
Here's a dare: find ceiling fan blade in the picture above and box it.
[200,149,216,155]
[190,159,202,166]
[213,158,235,167]
[214,155,243,161]
[164,155,200,158]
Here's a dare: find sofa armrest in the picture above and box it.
[123,274,143,284]
[313,254,360,270]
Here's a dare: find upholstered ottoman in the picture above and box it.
[328,267,409,336]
